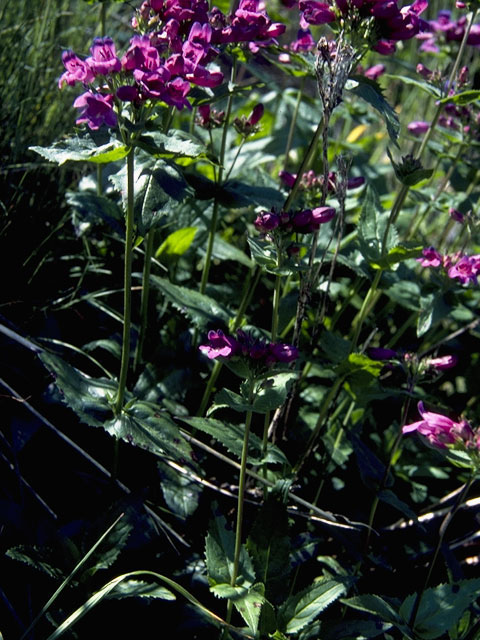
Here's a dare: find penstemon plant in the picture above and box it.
[5,0,480,638]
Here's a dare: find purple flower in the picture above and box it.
[403,401,473,449]
[425,355,457,370]
[199,330,239,359]
[247,103,264,127]
[59,50,95,88]
[122,35,161,72]
[417,247,442,268]
[311,206,335,226]
[269,342,299,363]
[290,29,316,52]
[367,347,398,360]
[449,208,465,223]
[86,37,121,76]
[407,120,430,136]
[364,63,386,80]
[73,91,117,130]
[254,211,281,232]
[299,1,336,28]
[133,66,171,99]
[448,255,480,285]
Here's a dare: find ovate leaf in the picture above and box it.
[30,136,128,165]
[155,227,197,258]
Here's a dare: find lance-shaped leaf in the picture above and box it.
[211,583,266,634]
[277,577,350,634]
[157,459,202,518]
[205,511,256,588]
[155,227,197,259]
[104,400,192,465]
[347,76,400,146]
[39,351,117,427]
[67,191,124,236]
[151,275,235,330]
[399,580,480,640]
[31,136,128,165]
[358,186,398,267]
[179,416,290,466]
[341,594,409,635]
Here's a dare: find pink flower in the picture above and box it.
[199,330,239,360]
[425,355,458,370]
[86,37,121,76]
[58,50,95,88]
[417,247,442,268]
[407,120,430,136]
[403,401,474,449]
[364,64,386,80]
[73,91,117,130]
[448,255,480,285]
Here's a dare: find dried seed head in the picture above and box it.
[315,36,356,112]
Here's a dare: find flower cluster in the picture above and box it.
[199,329,299,367]
[368,347,458,376]
[403,401,477,450]
[279,169,364,194]
[254,205,336,236]
[59,0,286,129]
[418,247,480,285]
[417,9,480,53]
[298,0,429,54]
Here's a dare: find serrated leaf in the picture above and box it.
[205,512,255,588]
[151,275,234,330]
[370,245,423,270]
[348,76,400,146]
[104,401,192,464]
[67,191,124,235]
[211,583,266,633]
[417,291,450,337]
[247,236,278,271]
[246,489,292,602]
[110,154,193,235]
[39,351,117,427]
[156,227,197,258]
[106,579,176,600]
[178,416,290,466]
[358,186,398,267]
[136,129,206,159]
[158,460,202,518]
[278,578,349,634]
[30,137,128,165]
[400,580,480,640]
[210,372,297,415]
[6,546,65,580]
[341,594,403,625]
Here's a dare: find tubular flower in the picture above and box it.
[402,401,474,449]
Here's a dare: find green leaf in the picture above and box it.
[151,275,235,330]
[417,291,450,337]
[358,186,398,268]
[211,583,266,633]
[156,227,197,258]
[197,233,254,268]
[278,578,349,634]
[106,579,176,600]
[400,580,480,639]
[136,129,207,159]
[104,401,193,465]
[370,245,423,270]
[205,511,255,588]
[348,76,400,146]
[178,416,290,466]
[341,594,403,625]
[246,488,292,602]
[210,372,297,415]
[377,489,419,522]
[247,236,278,271]
[157,460,202,518]
[438,89,480,105]
[385,74,441,99]
[110,154,193,235]
[39,351,117,427]
[30,136,128,165]
[66,191,124,236]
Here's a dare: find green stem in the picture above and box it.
[408,475,476,630]
[200,60,236,296]
[134,229,155,373]
[350,270,382,349]
[226,380,255,629]
[114,148,135,417]
[284,80,305,165]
